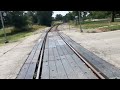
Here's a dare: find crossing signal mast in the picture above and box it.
[0,11,9,43]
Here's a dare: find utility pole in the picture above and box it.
[69,21,70,30]
[78,11,83,32]
[0,11,8,43]
[75,16,78,25]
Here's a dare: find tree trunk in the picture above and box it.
[111,11,115,22]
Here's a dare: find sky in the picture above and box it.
[52,11,69,17]
[24,11,70,18]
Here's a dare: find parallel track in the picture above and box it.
[34,25,108,79]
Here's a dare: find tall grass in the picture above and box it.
[70,18,120,32]
[0,25,46,45]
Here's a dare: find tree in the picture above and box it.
[72,11,79,16]
[111,11,115,22]
[72,11,84,22]
[55,14,63,21]
[3,11,13,26]
[36,11,53,26]
[87,11,120,22]
[11,11,28,29]
[26,11,38,24]
[63,12,74,22]
[0,11,29,32]
[1,11,53,30]
[87,11,111,19]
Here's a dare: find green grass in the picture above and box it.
[52,21,63,26]
[81,20,120,29]
[100,25,120,31]
[70,18,120,32]
[82,21,109,29]
[0,25,46,45]
[30,25,46,31]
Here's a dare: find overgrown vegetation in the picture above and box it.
[52,21,63,26]
[0,25,46,45]
[79,20,120,29]
[61,11,120,22]
[100,25,120,31]
[69,19,120,32]
[58,11,120,32]
[1,11,120,45]
[36,11,53,26]
[0,11,52,44]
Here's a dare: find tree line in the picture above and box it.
[1,11,119,31]
[54,11,120,22]
[0,11,53,31]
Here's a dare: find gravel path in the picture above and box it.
[0,27,49,79]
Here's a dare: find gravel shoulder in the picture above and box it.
[58,24,120,69]
[0,27,49,79]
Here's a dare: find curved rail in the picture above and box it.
[34,26,55,79]
[35,24,108,79]
[58,32,108,79]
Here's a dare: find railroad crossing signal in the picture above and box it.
[0,11,9,43]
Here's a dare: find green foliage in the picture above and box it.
[55,14,63,21]
[70,18,120,32]
[0,25,46,44]
[26,11,38,24]
[29,24,46,31]
[11,11,28,29]
[0,11,53,33]
[103,25,120,31]
[2,11,29,29]
[88,11,111,19]
[72,11,79,16]
[52,21,63,26]
[63,11,88,22]
[36,11,53,26]
[63,12,74,22]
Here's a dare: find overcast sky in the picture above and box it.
[52,11,69,17]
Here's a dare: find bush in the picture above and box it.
[10,26,30,34]
[91,31,97,33]
[30,25,45,31]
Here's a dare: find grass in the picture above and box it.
[100,25,120,31]
[70,18,120,32]
[79,20,120,29]
[30,25,46,31]
[0,25,46,45]
[52,21,63,26]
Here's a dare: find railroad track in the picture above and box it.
[32,24,108,79]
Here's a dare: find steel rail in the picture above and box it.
[35,24,109,79]
[58,31,109,79]
[34,26,54,79]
